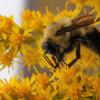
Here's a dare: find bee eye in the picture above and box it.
[42,41,58,55]
[56,27,66,36]
[56,30,61,36]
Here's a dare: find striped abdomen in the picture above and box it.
[85,28,100,54]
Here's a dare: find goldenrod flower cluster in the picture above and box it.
[0,66,100,100]
[0,0,100,100]
[68,0,100,18]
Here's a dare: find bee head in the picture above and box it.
[42,39,66,68]
[42,40,59,56]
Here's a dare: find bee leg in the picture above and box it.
[43,52,56,69]
[68,58,78,67]
[52,56,61,68]
[60,62,64,67]
[68,41,80,67]
[52,62,59,69]
[62,60,68,66]
[52,55,62,69]
[52,56,56,64]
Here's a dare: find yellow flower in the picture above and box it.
[91,77,100,100]
[0,76,18,97]
[15,76,35,98]
[22,10,44,32]
[0,91,12,100]
[68,0,100,18]
[22,46,41,69]
[54,67,79,84]
[0,16,14,34]
[65,0,86,18]
[33,86,56,100]
[66,83,82,100]
[0,16,18,42]
[55,8,81,21]
[21,10,32,20]
[42,8,55,26]
[87,0,100,18]
[9,26,25,48]
[29,18,43,32]
[0,51,13,68]
[34,73,50,89]
[53,81,68,94]
[0,42,6,53]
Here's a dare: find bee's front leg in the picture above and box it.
[68,41,80,67]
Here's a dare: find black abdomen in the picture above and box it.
[85,28,100,54]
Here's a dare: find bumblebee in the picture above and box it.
[42,17,100,69]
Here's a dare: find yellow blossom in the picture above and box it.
[0,16,19,43]
[33,86,56,100]
[0,91,12,100]
[42,7,55,27]
[66,83,82,100]
[0,16,14,35]
[34,72,50,89]
[15,77,35,98]
[0,42,6,53]
[22,10,44,32]
[42,8,55,26]
[91,77,100,100]
[0,76,18,97]
[21,10,32,21]
[55,8,81,21]
[68,0,100,18]
[9,26,25,48]
[22,46,41,69]
[54,67,79,84]
[53,81,68,94]
[87,0,100,18]
[0,51,13,68]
